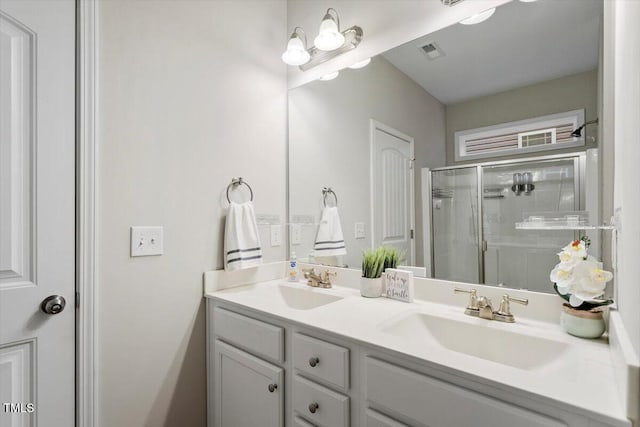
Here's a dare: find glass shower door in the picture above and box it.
[431,167,480,283]
[482,158,578,292]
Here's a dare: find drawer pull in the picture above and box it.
[268,383,278,393]
[308,357,320,367]
[308,402,319,414]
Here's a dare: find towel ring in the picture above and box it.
[322,187,338,207]
[226,177,254,203]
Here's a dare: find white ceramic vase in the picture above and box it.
[560,304,606,339]
[360,277,384,298]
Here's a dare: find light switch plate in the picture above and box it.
[130,226,164,257]
[355,222,366,239]
[270,225,282,247]
[291,224,302,245]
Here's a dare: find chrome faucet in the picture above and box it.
[302,268,336,288]
[454,288,528,323]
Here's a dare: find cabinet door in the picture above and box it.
[214,340,284,427]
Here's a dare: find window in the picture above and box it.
[455,109,585,161]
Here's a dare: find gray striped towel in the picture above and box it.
[224,201,263,271]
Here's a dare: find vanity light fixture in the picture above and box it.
[518,0,539,2]
[319,71,340,81]
[459,7,496,25]
[314,8,345,51]
[282,8,363,72]
[348,57,371,69]
[282,27,311,66]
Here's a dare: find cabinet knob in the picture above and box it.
[308,357,319,367]
[268,383,277,393]
[308,402,319,414]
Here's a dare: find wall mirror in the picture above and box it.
[288,0,604,294]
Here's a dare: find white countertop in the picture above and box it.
[205,276,631,426]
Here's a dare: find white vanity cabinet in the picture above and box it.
[207,299,626,427]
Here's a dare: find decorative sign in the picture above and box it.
[384,269,414,303]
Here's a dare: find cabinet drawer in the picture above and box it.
[293,333,349,390]
[213,307,284,363]
[365,357,567,427]
[293,375,350,427]
[365,409,408,427]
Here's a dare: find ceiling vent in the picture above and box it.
[441,0,465,6]
[420,42,445,61]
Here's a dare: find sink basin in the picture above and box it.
[381,312,568,370]
[275,285,343,310]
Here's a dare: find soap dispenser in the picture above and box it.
[288,252,299,282]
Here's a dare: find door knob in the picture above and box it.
[41,295,66,315]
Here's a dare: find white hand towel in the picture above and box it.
[224,201,263,271]
[312,206,347,257]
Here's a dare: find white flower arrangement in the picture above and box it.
[550,237,614,310]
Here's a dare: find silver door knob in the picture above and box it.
[41,295,66,315]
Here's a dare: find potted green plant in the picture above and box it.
[361,246,399,297]
[550,237,614,338]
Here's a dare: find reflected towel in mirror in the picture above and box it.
[312,206,347,258]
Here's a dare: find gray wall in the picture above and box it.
[96,1,287,425]
[289,56,446,269]
[445,69,599,165]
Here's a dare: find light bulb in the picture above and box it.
[460,8,496,25]
[319,71,339,81]
[314,13,345,51]
[281,35,310,66]
[348,58,371,69]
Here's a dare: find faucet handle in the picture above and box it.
[454,288,478,310]
[497,294,529,316]
[320,270,336,284]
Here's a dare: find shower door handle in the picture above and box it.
[482,240,488,252]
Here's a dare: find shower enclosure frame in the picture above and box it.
[428,151,587,282]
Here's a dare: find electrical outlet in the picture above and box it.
[355,222,365,239]
[130,226,164,257]
[270,225,282,247]
[291,224,302,245]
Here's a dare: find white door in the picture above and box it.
[0,1,75,426]
[370,120,415,264]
